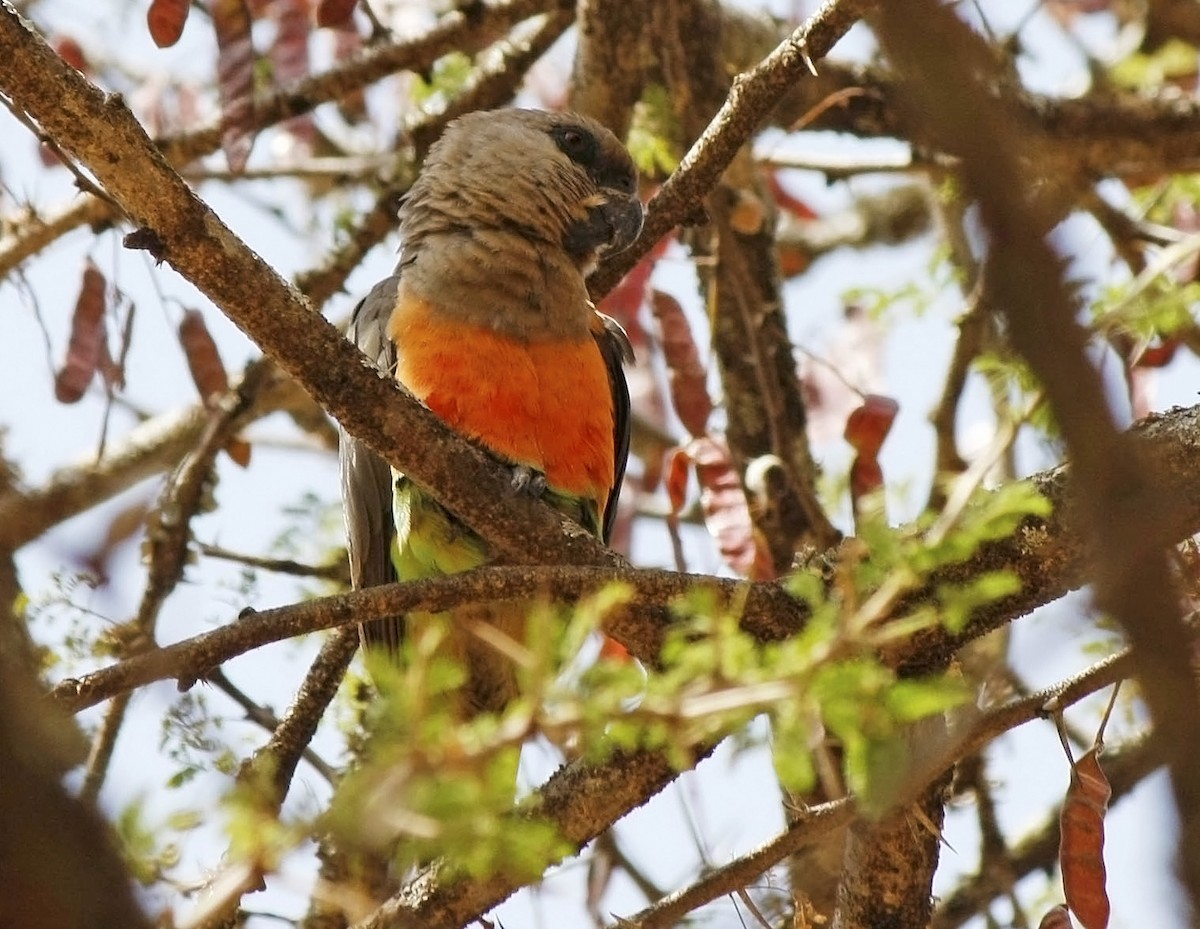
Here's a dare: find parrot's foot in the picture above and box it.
[510,464,547,498]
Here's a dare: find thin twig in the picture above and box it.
[198,543,349,583]
[79,691,130,803]
[206,668,338,784]
[186,628,359,929]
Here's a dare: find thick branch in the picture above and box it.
[358,744,715,929]
[709,197,839,559]
[569,0,649,136]
[833,776,949,929]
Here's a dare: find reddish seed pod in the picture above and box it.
[211,0,257,171]
[54,262,107,404]
[1037,904,1072,929]
[651,290,712,437]
[689,436,774,581]
[1060,747,1111,929]
[316,0,357,29]
[52,36,89,71]
[178,309,229,404]
[147,0,190,47]
[223,436,252,468]
[845,394,898,524]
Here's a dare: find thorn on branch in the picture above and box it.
[123,227,168,263]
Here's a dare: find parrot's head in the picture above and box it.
[535,113,644,270]
[401,108,643,274]
[396,108,643,339]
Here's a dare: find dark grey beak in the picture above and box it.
[600,191,644,254]
[564,191,644,262]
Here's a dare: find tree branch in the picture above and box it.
[357,744,716,929]
[50,564,789,712]
[621,798,858,929]
[569,0,649,136]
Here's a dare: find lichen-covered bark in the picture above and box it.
[834,772,952,929]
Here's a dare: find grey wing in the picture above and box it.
[339,275,404,654]
[594,312,634,544]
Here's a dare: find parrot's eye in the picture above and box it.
[553,125,598,166]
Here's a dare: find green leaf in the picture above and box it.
[411,52,474,110]
[166,765,200,789]
[884,675,969,722]
[937,570,1022,633]
[913,482,1050,573]
[627,84,682,176]
[1110,39,1200,91]
[770,716,817,795]
[167,809,205,831]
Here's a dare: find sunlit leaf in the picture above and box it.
[627,84,682,177]
[936,570,1022,633]
[884,675,968,722]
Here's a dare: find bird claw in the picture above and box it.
[510,465,547,498]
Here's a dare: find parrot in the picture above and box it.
[339,108,642,718]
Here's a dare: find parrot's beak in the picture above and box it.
[597,190,644,255]
[564,191,645,267]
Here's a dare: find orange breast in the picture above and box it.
[387,291,615,502]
